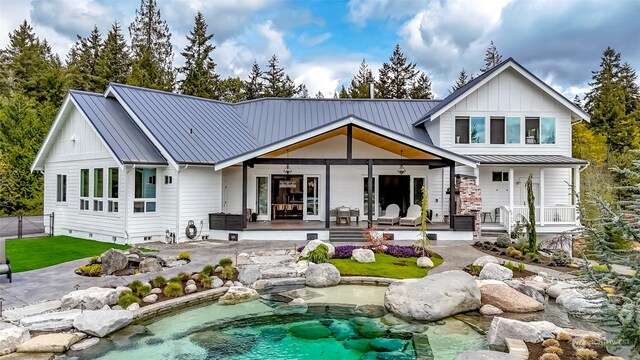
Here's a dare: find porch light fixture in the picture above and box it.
[397,150,406,175]
[283,150,293,175]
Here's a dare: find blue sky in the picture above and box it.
[0,0,638,98]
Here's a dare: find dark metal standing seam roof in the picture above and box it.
[109,84,260,164]
[70,91,167,165]
[468,154,588,165]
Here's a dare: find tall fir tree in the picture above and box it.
[128,0,175,91]
[97,21,131,85]
[450,68,470,93]
[410,72,433,99]
[244,61,264,100]
[375,44,418,99]
[66,25,105,92]
[338,85,349,98]
[262,55,295,97]
[178,12,219,99]
[348,59,374,98]
[218,77,246,103]
[296,84,309,98]
[315,91,324,98]
[618,62,640,116]
[481,40,503,72]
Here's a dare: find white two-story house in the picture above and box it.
[31,58,588,244]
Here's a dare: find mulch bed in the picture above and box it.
[473,242,575,273]
[526,340,611,360]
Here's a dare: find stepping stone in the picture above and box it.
[3,301,62,322]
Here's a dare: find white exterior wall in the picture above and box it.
[435,68,573,156]
[176,166,221,242]
[42,105,126,243]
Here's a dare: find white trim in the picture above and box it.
[540,168,545,226]
[106,85,180,171]
[427,60,590,123]
[214,117,477,170]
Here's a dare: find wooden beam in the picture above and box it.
[325,161,331,229]
[242,162,248,229]
[368,159,373,228]
[449,162,455,229]
[346,124,353,164]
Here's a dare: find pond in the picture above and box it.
[70,286,490,360]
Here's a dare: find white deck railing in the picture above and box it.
[496,205,577,232]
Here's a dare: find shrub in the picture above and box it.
[602,356,625,360]
[551,250,570,267]
[517,263,526,272]
[218,258,233,268]
[168,277,182,284]
[542,339,560,348]
[163,282,184,298]
[201,264,215,276]
[495,234,511,248]
[200,274,212,289]
[77,264,102,276]
[151,275,167,288]
[506,246,516,254]
[220,266,236,280]
[306,244,330,264]
[525,252,538,260]
[334,245,360,259]
[509,250,523,258]
[89,256,100,264]
[575,349,598,359]
[544,346,563,355]
[177,271,191,281]
[118,293,140,308]
[128,280,144,293]
[136,285,152,297]
[468,265,482,276]
[385,245,420,258]
[178,252,191,261]
[538,354,560,360]
[502,261,515,271]
[556,332,572,342]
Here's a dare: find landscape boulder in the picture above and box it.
[503,280,547,304]
[305,263,341,287]
[238,265,262,285]
[300,240,335,258]
[139,258,163,273]
[99,249,129,275]
[384,270,481,321]
[61,287,118,310]
[142,294,158,304]
[479,304,503,316]
[218,286,260,305]
[555,290,605,317]
[480,284,544,313]
[478,263,513,281]
[351,249,375,263]
[454,350,519,360]
[69,337,100,351]
[211,276,224,288]
[73,310,133,338]
[547,282,575,298]
[17,333,84,353]
[472,255,499,267]
[0,323,30,355]
[185,284,197,294]
[487,317,560,346]
[295,260,309,275]
[19,310,81,332]
[416,257,434,268]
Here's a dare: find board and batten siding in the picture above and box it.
[42,105,126,243]
[434,68,573,156]
[177,166,221,242]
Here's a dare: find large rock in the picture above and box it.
[547,282,575,298]
[99,249,129,275]
[218,286,260,305]
[19,310,81,332]
[503,280,547,304]
[142,294,158,304]
[555,290,605,317]
[138,258,162,273]
[479,263,513,281]
[351,249,375,263]
[0,322,30,355]
[211,276,224,288]
[479,304,503,316]
[250,277,306,293]
[184,284,197,294]
[417,257,434,268]
[295,260,309,275]
[472,255,499,267]
[486,317,560,346]
[305,263,340,288]
[2,301,61,322]
[480,284,544,313]
[61,287,118,310]
[454,350,519,360]
[73,310,133,338]
[17,333,83,353]
[384,270,481,321]
[69,337,100,351]
[238,265,262,285]
[300,240,335,258]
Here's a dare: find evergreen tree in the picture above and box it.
[338,85,349,98]
[450,68,470,93]
[218,77,246,103]
[128,0,175,91]
[296,84,309,98]
[410,72,433,99]
[97,21,131,85]
[481,40,503,72]
[315,91,324,98]
[619,62,640,116]
[348,59,374,98]
[67,25,105,92]
[375,44,418,99]
[573,94,582,108]
[262,55,295,97]
[244,61,264,100]
[179,12,219,99]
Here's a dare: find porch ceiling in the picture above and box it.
[260,125,439,160]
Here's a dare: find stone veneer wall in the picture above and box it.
[456,175,482,240]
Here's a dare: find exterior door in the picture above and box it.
[304,175,321,221]
[256,176,269,221]
[517,177,540,206]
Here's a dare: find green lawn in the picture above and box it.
[329,253,443,279]
[7,236,148,273]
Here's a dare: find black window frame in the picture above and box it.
[490,117,505,144]
[455,117,470,144]
[56,174,67,202]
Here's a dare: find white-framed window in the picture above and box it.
[93,168,103,211]
[525,117,556,144]
[455,116,486,144]
[80,169,89,210]
[108,168,118,213]
[134,168,157,213]
[164,175,173,185]
[56,174,67,202]
[492,171,509,182]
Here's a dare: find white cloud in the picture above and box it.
[298,32,332,46]
[0,1,30,48]
[347,0,424,27]
[30,0,121,38]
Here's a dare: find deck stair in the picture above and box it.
[329,227,367,242]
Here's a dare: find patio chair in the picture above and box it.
[400,204,422,226]
[0,239,11,283]
[377,204,400,225]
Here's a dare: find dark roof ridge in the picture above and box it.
[69,89,104,96]
[235,97,442,105]
[107,82,235,107]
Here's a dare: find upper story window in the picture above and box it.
[134,168,156,213]
[506,117,521,144]
[490,116,523,144]
[455,116,486,144]
[525,117,556,144]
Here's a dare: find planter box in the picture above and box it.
[453,215,475,231]
[209,213,244,230]
[226,215,244,231]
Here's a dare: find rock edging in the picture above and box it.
[131,287,229,323]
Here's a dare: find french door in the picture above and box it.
[304,175,321,221]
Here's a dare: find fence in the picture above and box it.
[0,214,54,239]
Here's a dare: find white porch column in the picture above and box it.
[508,167,514,231]
[473,167,480,185]
[574,166,581,225]
[540,168,545,226]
